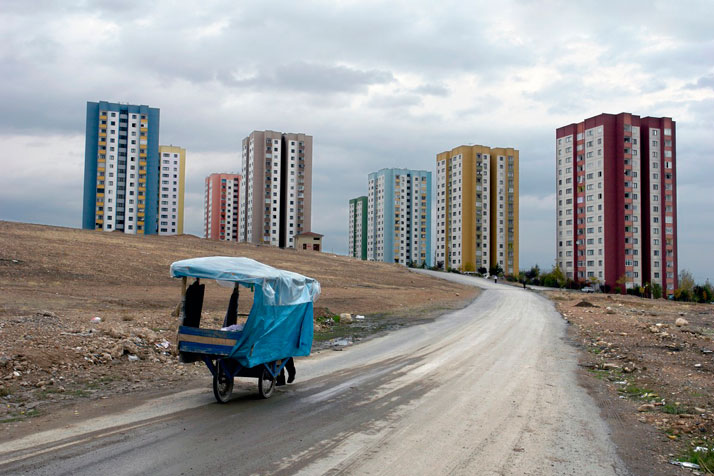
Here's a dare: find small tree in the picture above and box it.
[525,265,541,282]
[615,274,630,294]
[651,282,663,299]
[693,285,710,303]
[489,264,504,277]
[551,265,566,288]
[477,266,488,276]
[679,269,695,296]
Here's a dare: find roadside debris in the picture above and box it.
[669,460,700,470]
[330,337,353,347]
[90,317,102,323]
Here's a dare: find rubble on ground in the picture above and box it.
[548,290,714,468]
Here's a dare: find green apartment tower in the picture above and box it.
[348,196,368,260]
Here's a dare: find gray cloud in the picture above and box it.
[223,62,394,94]
[413,83,449,96]
[1,0,714,281]
[686,74,714,91]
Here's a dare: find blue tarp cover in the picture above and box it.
[170,256,320,367]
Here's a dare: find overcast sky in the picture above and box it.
[1,0,712,281]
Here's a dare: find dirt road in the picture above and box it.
[0,273,629,475]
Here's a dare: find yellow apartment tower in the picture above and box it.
[435,145,519,275]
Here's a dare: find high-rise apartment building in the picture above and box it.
[204,173,241,241]
[435,145,519,274]
[348,196,368,260]
[158,145,186,235]
[555,113,677,292]
[367,168,431,266]
[82,101,160,234]
[239,131,312,248]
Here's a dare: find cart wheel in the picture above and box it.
[258,368,276,399]
[212,360,234,404]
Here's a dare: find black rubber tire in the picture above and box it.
[212,361,234,404]
[258,368,276,399]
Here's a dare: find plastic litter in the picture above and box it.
[332,338,352,347]
[90,317,102,323]
[354,315,365,320]
[127,354,140,361]
[221,323,245,332]
[155,340,170,349]
[694,446,710,453]
[669,461,700,469]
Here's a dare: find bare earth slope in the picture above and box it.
[0,221,476,424]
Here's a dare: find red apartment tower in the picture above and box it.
[204,173,241,241]
[556,113,677,294]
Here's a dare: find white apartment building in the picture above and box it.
[158,145,185,235]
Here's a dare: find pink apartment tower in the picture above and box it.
[204,173,241,241]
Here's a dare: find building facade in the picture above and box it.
[367,168,431,266]
[82,101,160,234]
[490,148,520,275]
[158,145,186,235]
[204,173,241,241]
[435,145,519,274]
[348,196,368,260]
[555,113,677,292]
[239,131,313,248]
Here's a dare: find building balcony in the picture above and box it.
[98,141,106,147]
[140,152,147,158]
[99,132,107,138]
[139,178,146,184]
[96,210,104,215]
[138,186,146,192]
[140,127,148,132]
[137,221,144,226]
[99,115,107,120]
[96,192,104,198]
[137,212,145,218]
[139,161,147,167]
[96,219,104,224]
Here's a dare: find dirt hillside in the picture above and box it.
[548,290,714,472]
[0,221,477,424]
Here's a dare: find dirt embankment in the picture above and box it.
[548,290,714,472]
[0,221,477,424]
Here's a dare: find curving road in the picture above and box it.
[0,272,629,475]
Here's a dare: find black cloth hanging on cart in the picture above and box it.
[182,279,205,327]
[222,286,239,328]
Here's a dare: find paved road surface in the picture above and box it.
[0,272,629,475]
